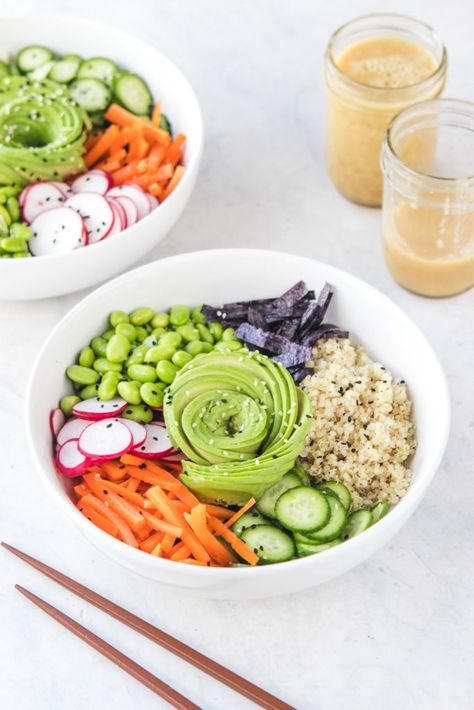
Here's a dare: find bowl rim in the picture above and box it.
[25,248,451,576]
[0,13,204,266]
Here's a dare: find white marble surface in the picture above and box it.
[1,1,473,708]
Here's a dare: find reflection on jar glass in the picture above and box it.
[381,99,474,297]
[324,13,447,207]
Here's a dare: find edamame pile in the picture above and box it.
[0,186,32,258]
[62,304,243,422]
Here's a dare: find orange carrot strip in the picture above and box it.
[126,478,140,492]
[152,102,161,127]
[161,166,185,200]
[205,504,233,520]
[83,473,146,508]
[110,163,139,185]
[180,558,208,566]
[107,494,146,532]
[140,531,165,552]
[100,461,128,481]
[81,494,138,547]
[169,133,186,151]
[208,516,259,566]
[84,133,102,151]
[85,125,120,167]
[104,104,170,145]
[170,545,191,561]
[145,487,210,563]
[167,149,183,169]
[74,483,89,498]
[160,534,176,556]
[148,183,163,198]
[185,505,236,566]
[155,163,174,181]
[225,498,257,528]
[151,543,162,557]
[135,525,151,542]
[142,511,183,538]
[77,503,119,537]
[126,464,179,491]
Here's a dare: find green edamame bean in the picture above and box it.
[127,364,157,383]
[0,236,27,253]
[130,307,154,326]
[143,334,160,348]
[81,384,99,399]
[93,358,122,374]
[12,251,29,258]
[106,333,131,363]
[117,380,141,405]
[90,336,108,358]
[135,326,148,342]
[110,310,129,327]
[122,404,153,424]
[196,323,214,344]
[98,372,120,401]
[0,205,12,227]
[9,222,32,241]
[191,305,207,324]
[222,327,235,341]
[145,344,176,364]
[140,382,164,408]
[151,312,170,329]
[185,341,204,356]
[171,350,193,368]
[214,339,243,352]
[201,342,213,353]
[155,381,168,392]
[159,331,182,349]
[66,365,99,385]
[169,305,191,327]
[0,186,20,198]
[59,395,80,416]
[177,324,200,343]
[115,322,136,341]
[101,328,115,341]
[209,322,223,340]
[151,326,166,339]
[6,197,20,222]
[78,346,95,368]
[156,360,179,384]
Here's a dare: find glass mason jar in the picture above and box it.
[381,99,474,297]
[324,13,447,207]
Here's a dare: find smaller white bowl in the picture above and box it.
[0,16,203,300]
[26,250,450,599]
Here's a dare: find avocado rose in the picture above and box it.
[163,350,312,505]
[0,76,88,186]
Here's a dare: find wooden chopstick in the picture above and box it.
[15,584,199,710]
[3,542,294,710]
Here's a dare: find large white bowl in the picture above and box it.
[26,250,450,599]
[0,16,203,300]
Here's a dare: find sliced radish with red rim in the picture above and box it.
[146,194,159,211]
[132,423,174,458]
[49,408,65,439]
[57,439,91,477]
[78,419,132,460]
[65,192,114,244]
[29,208,87,256]
[112,195,138,226]
[106,199,126,235]
[21,183,66,223]
[49,181,74,199]
[115,418,147,448]
[107,185,151,220]
[72,397,127,420]
[72,170,113,195]
[56,417,91,447]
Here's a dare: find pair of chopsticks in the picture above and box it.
[2,542,295,710]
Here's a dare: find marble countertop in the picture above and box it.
[0,1,473,708]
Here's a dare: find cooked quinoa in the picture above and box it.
[299,338,416,509]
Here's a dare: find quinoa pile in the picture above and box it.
[299,338,416,509]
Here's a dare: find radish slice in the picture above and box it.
[56,417,91,446]
[107,185,151,220]
[49,181,74,199]
[132,423,174,458]
[65,192,114,244]
[112,195,138,226]
[110,197,127,228]
[21,183,66,223]
[78,419,132,459]
[115,418,147,448]
[49,408,65,439]
[29,207,87,256]
[72,397,127,420]
[72,170,113,195]
[161,452,186,464]
[146,194,159,211]
[107,199,125,236]
[57,439,91,477]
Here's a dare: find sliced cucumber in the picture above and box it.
[16,45,54,73]
[296,539,341,557]
[70,78,111,113]
[159,112,172,134]
[317,480,352,511]
[293,463,311,486]
[305,492,347,542]
[342,509,373,540]
[28,60,55,81]
[371,500,389,523]
[231,509,268,537]
[77,57,118,86]
[241,525,295,564]
[275,487,330,533]
[257,472,302,518]
[49,55,81,83]
[113,71,153,115]
[0,60,10,80]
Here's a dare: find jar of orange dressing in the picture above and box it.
[324,14,447,206]
[381,99,474,297]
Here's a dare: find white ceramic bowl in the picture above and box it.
[26,250,450,599]
[0,16,203,300]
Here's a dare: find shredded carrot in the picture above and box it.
[84,125,120,167]
[74,483,89,498]
[185,505,237,566]
[205,504,233,520]
[181,559,208,566]
[100,461,128,481]
[151,543,162,557]
[83,473,146,508]
[208,516,259,566]
[151,102,161,127]
[77,503,119,537]
[225,498,257,529]
[81,494,138,548]
[142,510,183,538]
[140,531,165,552]
[107,494,146,532]
[161,165,185,200]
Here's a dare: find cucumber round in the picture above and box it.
[159,112,172,135]
[275,487,330,533]
[296,539,341,557]
[305,492,347,542]
[113,71,152,115]
[77,57,118,86]
[256,472,302,519]
[0,60,10,80]
[231,509,268,537]
[16,45,54,73]
[317,481,352,511]
[241,525,295,564]
[28,60,55,81]
[342,509,373,540]
[371,500,389,523]
[70,78,111,113]
[49,55,81,83]
[293,463,311,486]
